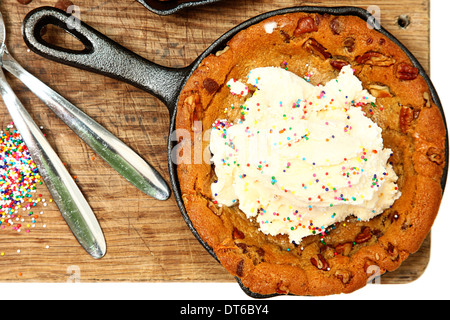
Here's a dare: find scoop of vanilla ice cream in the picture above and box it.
[210,66,400,243]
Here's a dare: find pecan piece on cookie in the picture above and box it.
[335,270,353,285]
[355,51,395,66]
[355,227,372,244]
[184,94,203,131]
[207,201,223,216]
[427,147,445,165]
[303,38,332,60]
[334,242,353,256]
[330,58,350,71]
[423,91,432,108]
[367,83,393,98]
[387,242,399,258]
[399,105,414,133]
[330,17,344,35]
[396,62,419,80]
[311,254,330,271]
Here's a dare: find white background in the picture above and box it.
[1,0,449,300]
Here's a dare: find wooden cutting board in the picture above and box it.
[0,0,431,285]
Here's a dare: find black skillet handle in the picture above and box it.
[22,6,190,111]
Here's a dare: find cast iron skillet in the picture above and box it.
[22,6,448,298]
[136,0,221,15]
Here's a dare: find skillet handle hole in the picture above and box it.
[40,24,87,53]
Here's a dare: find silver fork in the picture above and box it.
[0,10,106,259]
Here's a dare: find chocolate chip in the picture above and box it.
[203,78,219,94]
[236,259,245,277]
[232,227,245,240]
[294,17,318,36]
[343,37,355,53]
[235,242,248,253]
[256,248,265,257]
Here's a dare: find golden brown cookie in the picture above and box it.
[175,12,446,296]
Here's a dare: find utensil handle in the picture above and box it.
[2,49,170,201]
[22,6,190,110]
[0,67,106,259]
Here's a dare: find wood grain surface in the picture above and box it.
[0,0,431,285]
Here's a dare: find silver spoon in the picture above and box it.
[0,10,106,259]
[1,13,170,201]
